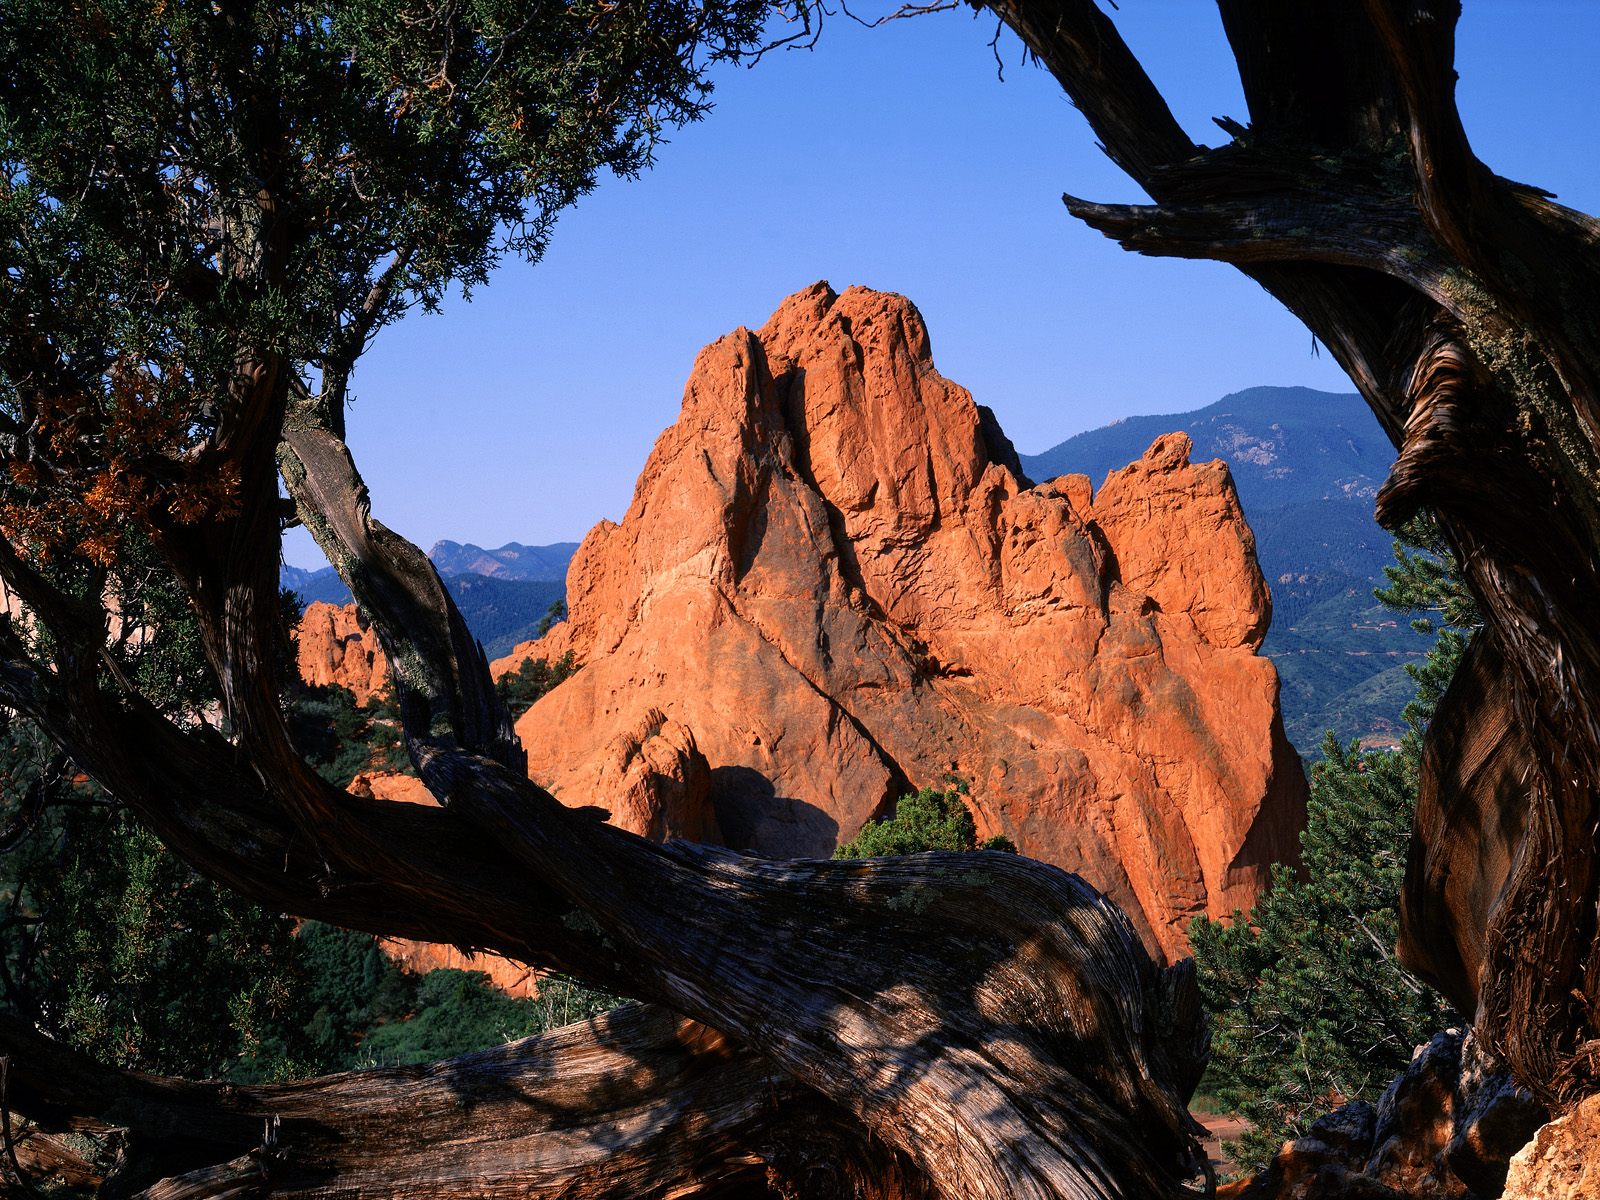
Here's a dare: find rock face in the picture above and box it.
[585,708,721,843]
[375,937,545,999]
[510,282,1307,960]
[358,716,714,996]
[347,770,436,808]
[289,622,714,989]
[1502,1093,1600,1200]
[294,601,390,706]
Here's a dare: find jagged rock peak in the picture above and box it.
[506,283,1307,961]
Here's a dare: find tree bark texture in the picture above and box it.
[0,1004,938,1199]
[983,0,1600,1110]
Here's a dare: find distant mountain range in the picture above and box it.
[1023,386,1425,753]
[282,541,575,659]
[427,540,581,581]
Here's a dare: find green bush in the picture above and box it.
[0,719,317,1081]
[354,968,624,1067]
[1190,733,1456,1169]
[288,683,409,789]
[292,921,625,1071]
[834,782,1015,858]
[495,651,579,720]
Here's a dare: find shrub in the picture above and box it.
[834,782,1015,858]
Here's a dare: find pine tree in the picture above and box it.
[1191,515,1475,1171]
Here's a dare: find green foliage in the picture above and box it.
[1374,514,1481,635]
[0,0,770,387]
[288,682,409,788]
[98,533,230,722]
[833,782,1016,858]
[0,0,770,571]
[355,967,623,1067]
[536,597,568,637]
[0,718,317,1081]
[1191,736,1454,1169]
[495,651,578,720]
[1191,519,1477,1172]
[1374,513,1478,734]
[293,921,623,1070]
[290,920,418,1068]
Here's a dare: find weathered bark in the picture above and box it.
[983,0,1600,1109]
[1396,632,1531,1018]
[0,1004,933,1199]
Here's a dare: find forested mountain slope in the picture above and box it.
[283,543,572,658]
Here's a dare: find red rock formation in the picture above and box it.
[365,712,716,996]
[1502,1094,1600,1200]
[509,282,1307,960]
[347,770,436,808]
[584,708,721,843]
[289,626,714,990]
[294,601,390,706]
[374,938,545,999]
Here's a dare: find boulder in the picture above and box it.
[294,600,390,706]
[1501,1093,1600,1200]
[1219,1103,1404,1199]
[1364,1029,1544,1198]
[347,770,436,808]
[508,282,1308,959]
[584,708,720,843]
[1225,1030,1544,1200]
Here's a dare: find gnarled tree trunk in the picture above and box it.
[983,0,1600,1111]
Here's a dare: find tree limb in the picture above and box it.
[278,391,523,776]
[1359,0,1484,264]
[984,0,1196,194]
[0,1003,932,1199]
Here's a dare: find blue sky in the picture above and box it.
[285,2,1600,567]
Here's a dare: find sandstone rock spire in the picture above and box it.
[509,282,1308,960]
